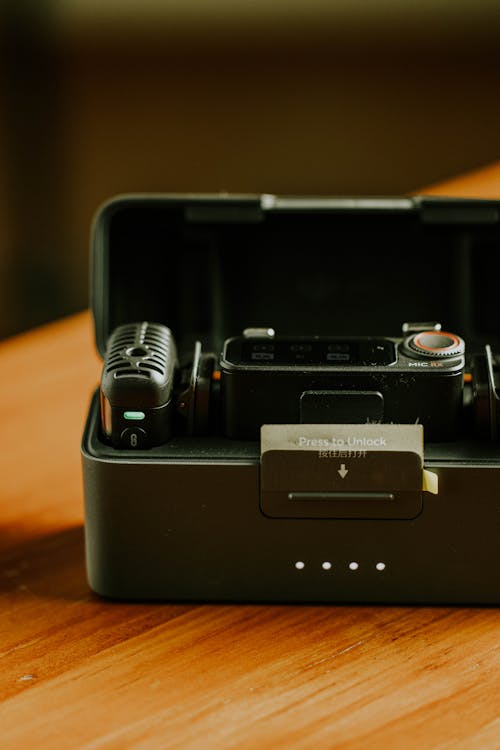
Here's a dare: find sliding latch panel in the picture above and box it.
[260,424,437,520]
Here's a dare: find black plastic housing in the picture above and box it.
[82,194,500,604]
[220,335,464,440]
[100,321,177,448]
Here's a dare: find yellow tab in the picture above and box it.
[423,469,439,494]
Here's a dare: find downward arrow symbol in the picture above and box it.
[338,463,349,479]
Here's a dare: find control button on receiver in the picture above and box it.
[120,427,147,448]
[407,330,464,358]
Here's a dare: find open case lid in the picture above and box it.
[91,194,500,359]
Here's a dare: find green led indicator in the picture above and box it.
[124,411,146,421]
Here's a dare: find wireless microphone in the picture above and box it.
[100,322,177,448]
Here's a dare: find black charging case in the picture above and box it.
[82,194,500,603]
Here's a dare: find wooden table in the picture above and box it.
[2,164,500,749]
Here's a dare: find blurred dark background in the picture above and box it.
[1,0,500,339]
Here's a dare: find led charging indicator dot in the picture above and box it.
[348,562,359,571]
[123,411,146,421]
[295,561,305,570]
[322,562,332,570]
[376,562,386,571]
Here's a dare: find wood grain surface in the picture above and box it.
[1,165,500,749]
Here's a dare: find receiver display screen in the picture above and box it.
[226,338,396,366]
